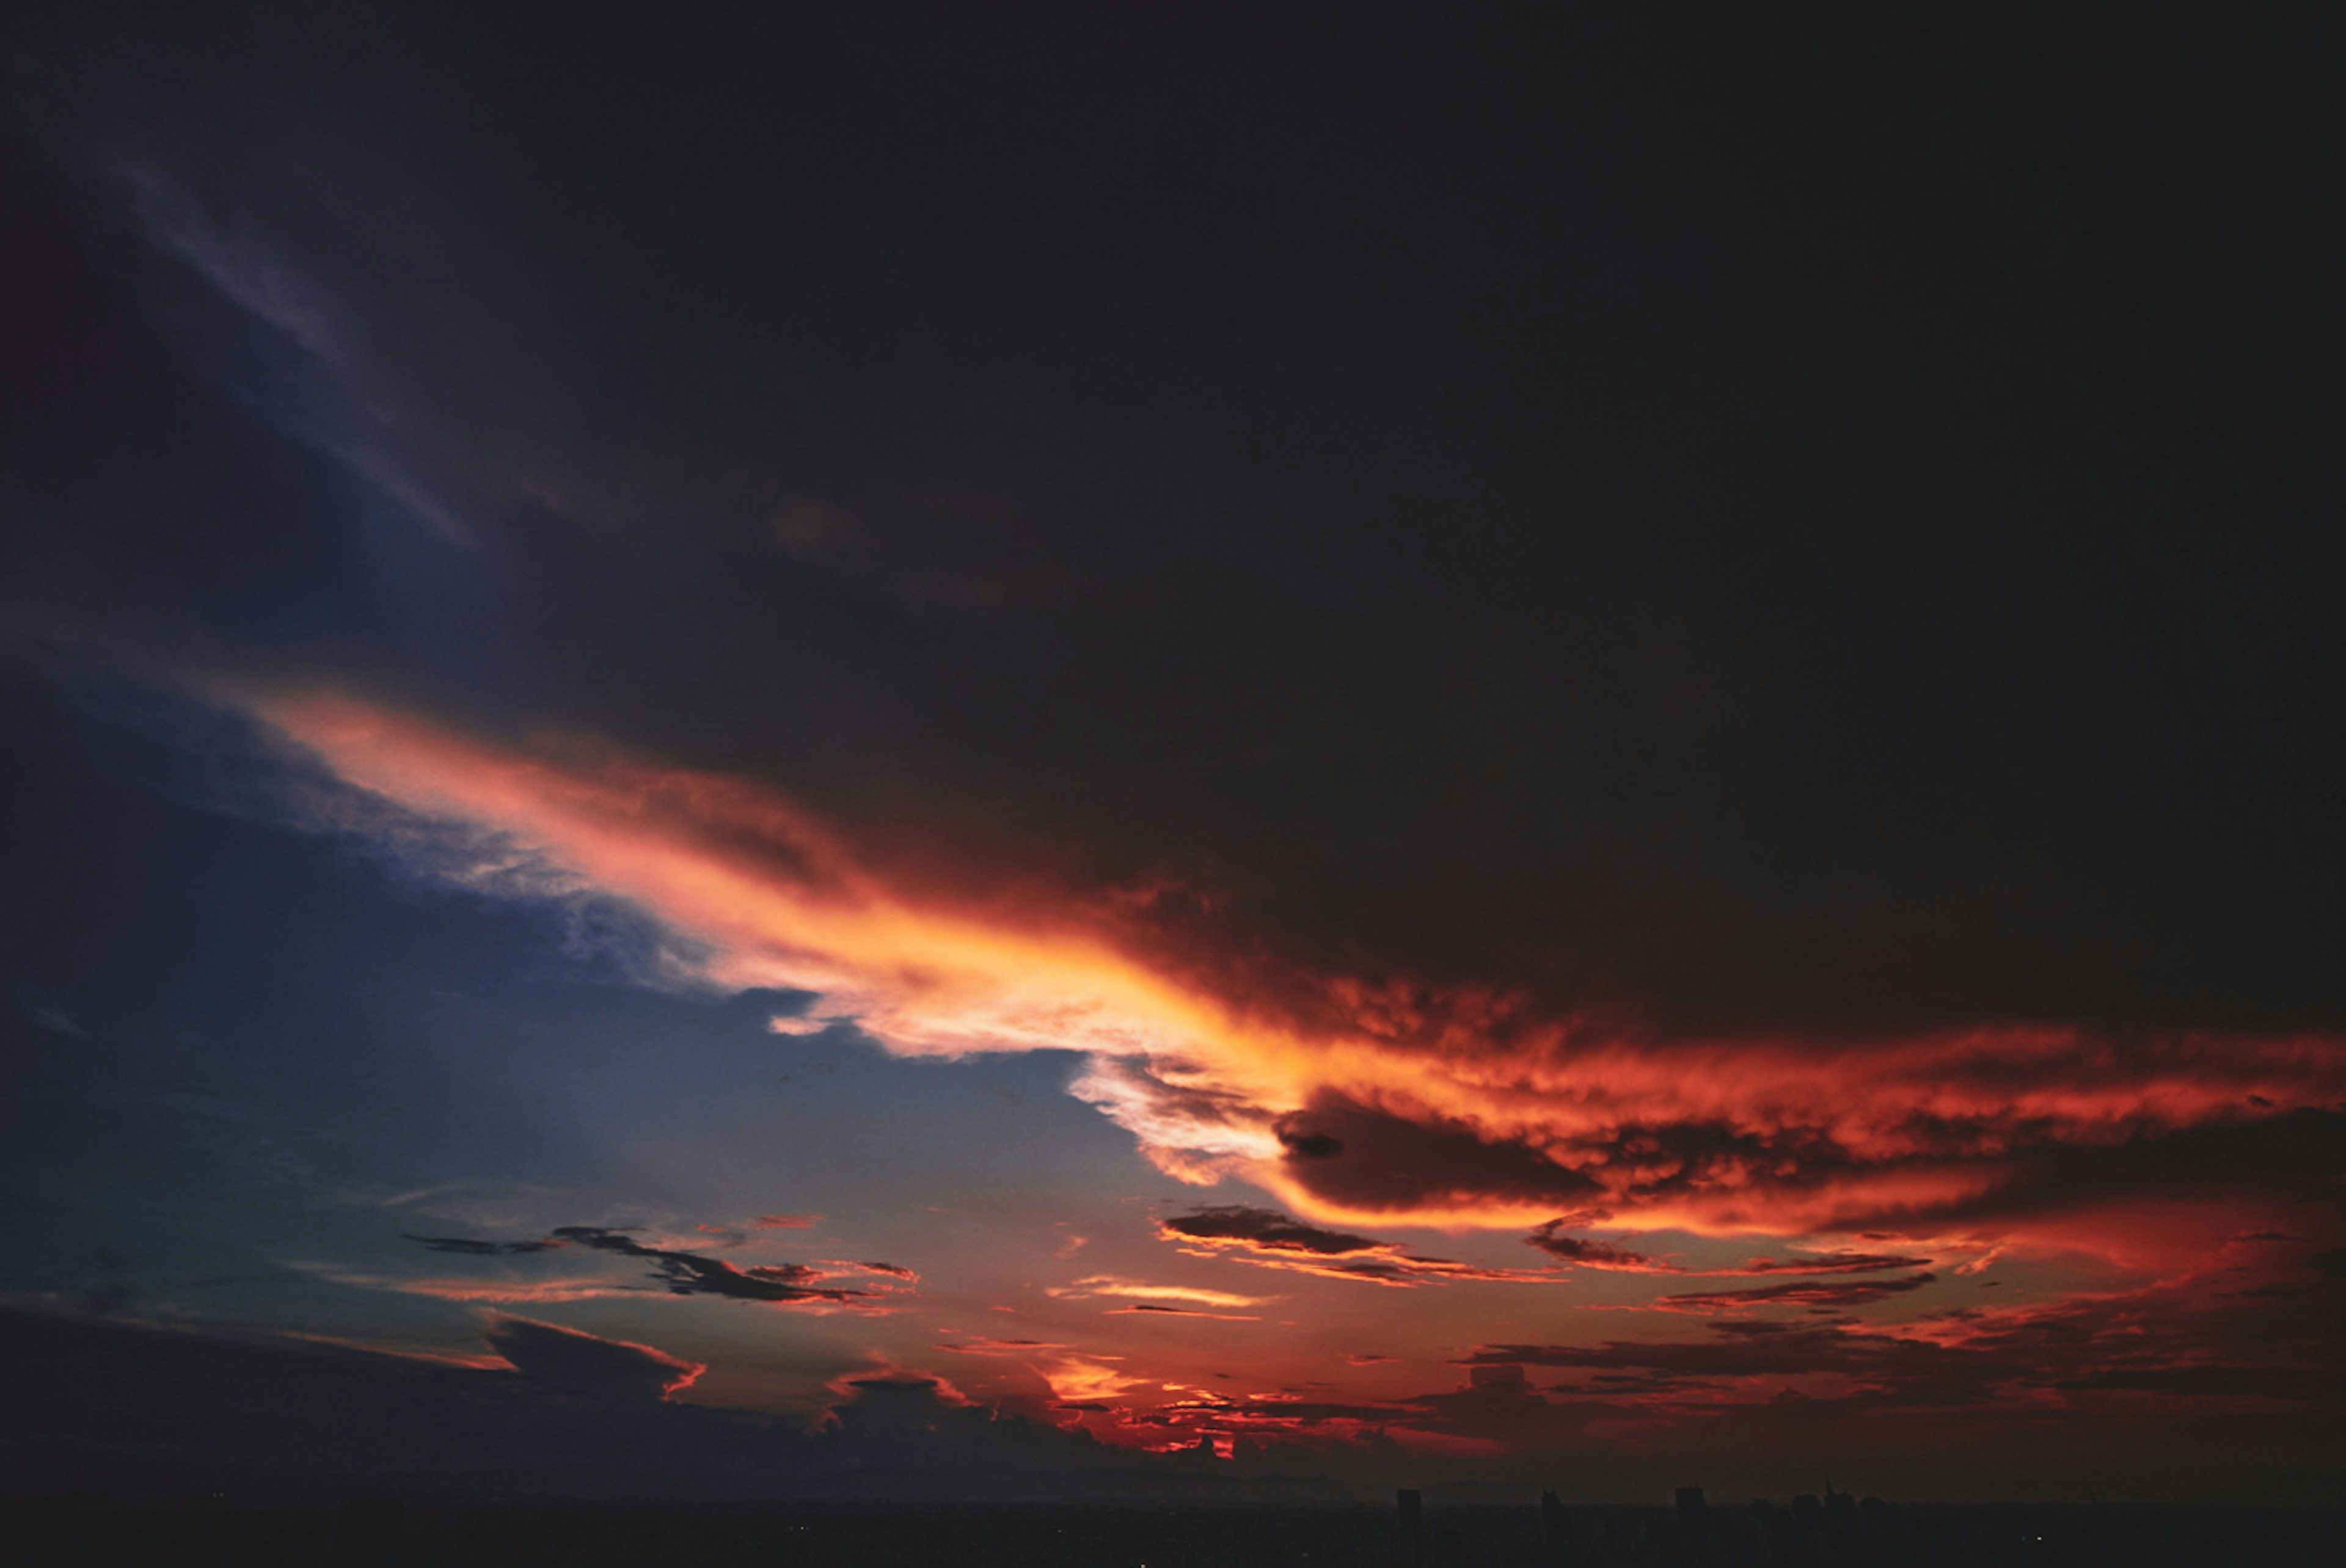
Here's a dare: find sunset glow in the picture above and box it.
[9,5,2344,1515]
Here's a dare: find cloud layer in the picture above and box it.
[267,693,2346,1264]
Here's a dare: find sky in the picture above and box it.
[3,3,2344,1505]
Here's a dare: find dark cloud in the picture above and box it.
[1524,1220,1937,1279]
[1466,1324,1991,1389]
[484,1315,703,1402]
[1160,1206,1560,1289]
[8,2,2346,1502]
[406,1234,561,1256]
[1272,1118,1343,1161]
[1522,1223,1673,1271]
[1268,1095,1607,1214]
[407,1227,883,1305]
[1733,1251,1935,1275]
[1647,1273,1939,1315]
[1249,1084,2346,1242]
[545,1227,871,1304]
[1158,1206,1379,1257]
[13,1,2346,1062]
[1466,1258,2346,1423]
[0,1305,1304,1500]
[1838,1107,2346,1236]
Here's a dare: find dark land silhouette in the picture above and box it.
[10,1493,2346,1567]
[7,1306,2343,1563]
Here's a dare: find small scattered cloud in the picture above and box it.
[1728,1250,1936,1275]
[1522,1223,1674,1271]
[1048,1276,1277,1310]
[401,1225,912,1308]
[1644,1273,1939,1315]
[1037,1355,1144,1405]
[401,1277,632,1304]
[1159,1205,1560,1289]
[1524,1218,1934,1277]
[549,1226,870,1303]
[1159,1206,1381,1257]
[404,1234,563,1256]
[936,1336,1068,1357]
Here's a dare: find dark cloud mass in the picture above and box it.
[1269,1096,1609,1214]
[484,1315,703,1401]
[11,5,2342,1048]
[4,0,2346,1504]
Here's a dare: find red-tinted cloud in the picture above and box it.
[264,693,2346,1267]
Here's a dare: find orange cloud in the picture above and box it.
[1046,1277,1279,1309]
[258,690,2346,1260]
[1036,1354,1144,1405]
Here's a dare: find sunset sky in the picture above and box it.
[4,5,2343,1504]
